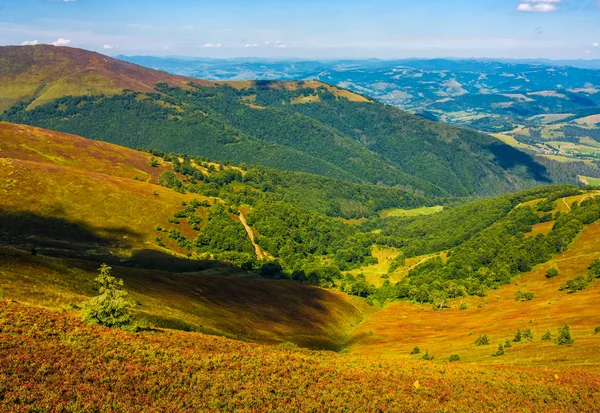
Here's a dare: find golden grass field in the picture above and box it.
[346,219,600,365]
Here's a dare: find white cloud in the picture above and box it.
[52,38,71,46]
[264,40,288,48]
[594,43,599,47]
[517,0,561,12]
[201,43,221,48]
[21,40,39,46]
[103,44,113,49]
[244,44,258,48]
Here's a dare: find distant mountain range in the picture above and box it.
[117,54,600,166]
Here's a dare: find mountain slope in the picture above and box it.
[347,212,600,364]
[0,122,375,347]
[2,300,599,412]
[0,45,574,197]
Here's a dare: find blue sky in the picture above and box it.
[0,0,599,59]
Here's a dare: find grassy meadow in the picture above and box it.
[2,300,600,412]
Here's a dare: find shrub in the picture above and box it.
[515,290,535,301]
[504,339,512,348]
[410,346,420,355]
[545,266,559,279]
[541,330,552,341]
[513,329,522,343]
[82,264,133,329]
[492,343,505,357]
[555,325,574,346]
[560,276,589,293]
[157,171,184,193]
[459,303,468,311]
[448,354,460,362]
[148,157,159,167]
[475,334,490,346]
[421,350,434,360]
[589,259,600,278]
[594,326,600,335]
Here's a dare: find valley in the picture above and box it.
[1,44,600,411]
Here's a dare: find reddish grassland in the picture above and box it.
[1,300,599,413]
[0,122,168,182]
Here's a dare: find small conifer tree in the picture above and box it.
[513,328,522,343]
[493,343,505,356]
[541,330,552,341]
[555,325,574,345]
[523,327,534,342]
[410,346,421,355]
[83,264,133,329]
[504,339,512,348]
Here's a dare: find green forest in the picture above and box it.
[2,82,583,198]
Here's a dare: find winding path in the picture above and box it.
[238,212,268,260]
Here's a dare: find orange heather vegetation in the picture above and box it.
[2,300,600,413]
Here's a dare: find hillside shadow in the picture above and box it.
[0,211,246,274]
[122,249,238,273]
[0,210,142,253]
[486,142,551,183]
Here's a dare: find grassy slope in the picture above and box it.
[0,122,370,348]
[0,45,367,111]
[0,151,200,253]
[0,248,369,349]
[2,300,600,412]
[0,121,165,181]
[346,216,600,365]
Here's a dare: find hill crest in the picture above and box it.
[0,45,369,112]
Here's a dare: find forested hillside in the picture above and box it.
[0,45,581,197]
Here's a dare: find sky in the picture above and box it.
[0,0,599,59]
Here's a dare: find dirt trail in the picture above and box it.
[238,212,268,260]
[562,198,572,211]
